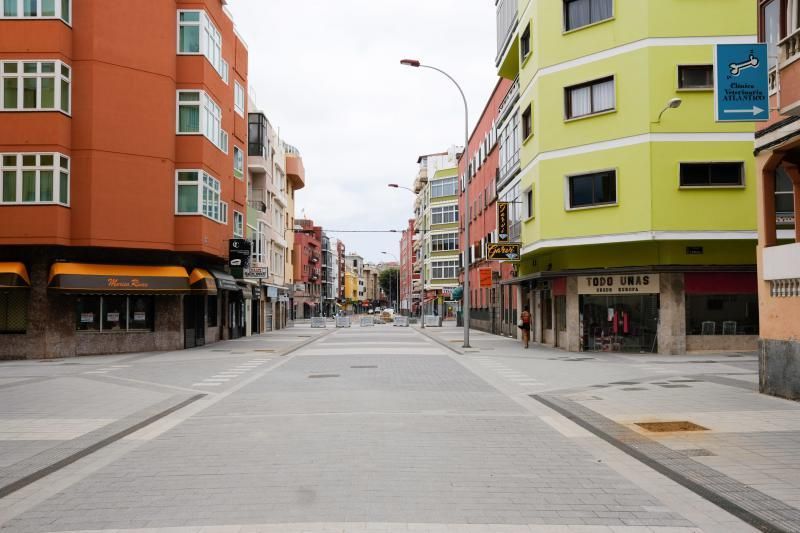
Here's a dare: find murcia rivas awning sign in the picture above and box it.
[714,43,769,122]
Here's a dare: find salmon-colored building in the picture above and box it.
[292,219,322,318]
[457,78,518,336]
[0,0,252,357]
[755,0,800,398]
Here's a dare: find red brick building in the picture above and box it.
[0,0,249,357]
[292,219,322,318]
[399,218,417,316]
[458,78,518,336]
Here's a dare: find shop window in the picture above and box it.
[556,295,567,332]
[567,169,617,209]
[680,162,744,187]
[76,296,155,333]
[0,290,27,333]
[565,76,614,119]
[542,289,553,329]
[564,0,612,31]
[686,294,759,335]
[678,65,713,90]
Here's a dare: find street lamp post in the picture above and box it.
[381,251,399,313]
[400,59,471,348]
[388,184,425,328]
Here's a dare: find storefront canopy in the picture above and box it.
[48,263,191,294]
[209,270,241,292]
[0,262,31,289]
[189,268,218,295]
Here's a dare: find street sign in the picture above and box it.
[245,262,268,279]
[497,202,509,241]
[228,239,251,278]
[487,242,521,261]
[479,268,493,288]
[714,43,769,122]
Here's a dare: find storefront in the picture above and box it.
[579,274,660,353]
[0,262,30,336]
[210,270,244,340]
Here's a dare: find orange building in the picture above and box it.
[755,0,800,398]
[0,0,254,357]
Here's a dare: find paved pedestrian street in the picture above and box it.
[0,323,798,532]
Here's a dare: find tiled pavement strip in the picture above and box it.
[421,323,800,532]
[0,323,729,533]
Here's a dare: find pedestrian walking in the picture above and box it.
[519,306,531,349]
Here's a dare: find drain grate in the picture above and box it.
[308,374,339,379]
[636,421,709,432]
[351,365,377,369]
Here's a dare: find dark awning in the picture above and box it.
[209,270,241,292]
[189,268,218,295]
[48,263,190,294]
[0,262,31,289]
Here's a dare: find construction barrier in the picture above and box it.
[310,317,327,328]
[335,316,351,328]
[424,315,442,327]
[394,316,409,327]
[360,317,374,327]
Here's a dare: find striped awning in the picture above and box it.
[0,262,30,289]
[189,268,218,295]
[48,263,191,294]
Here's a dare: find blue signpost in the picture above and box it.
[714,43,769,122]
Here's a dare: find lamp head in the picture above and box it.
[388,183,399,188]
[668,97,682,109]
[400,59,421,68]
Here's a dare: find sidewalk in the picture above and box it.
[418,324,800,532]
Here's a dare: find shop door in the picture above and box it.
[251,300,260,334]
[581,294,659,353]
[183,295,205,349]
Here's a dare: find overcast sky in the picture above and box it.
[227,0,497,264]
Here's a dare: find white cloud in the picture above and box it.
[228,0,497,262]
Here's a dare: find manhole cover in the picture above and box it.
[308,374,339,379]
[351,365,377,369]
[681,448,716,457]
[635,421,709,432]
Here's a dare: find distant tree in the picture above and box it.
[379,268,399,305]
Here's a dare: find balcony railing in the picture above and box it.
[498,76,519,123]
[496,0,518,65]
[499,148,520,185]
[780,27,800,66]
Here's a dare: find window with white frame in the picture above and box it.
[431,177,458,198]
[234,81,245,116]
[565,76,615,120]
[1,0,70,23]
[273,205,284,231]
[431,260,459,280]
[175,170,226,223]
[252,221,267,264]
[177,10,227,82]
[431,204,458,225]
[272,245,285,277]
[1,60,70,113]
[431,233,458,252]
[233,146,244,178]
[233,210,244,237]
[176,90,228,153]
[1,153,69,205]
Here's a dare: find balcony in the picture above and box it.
[248,189,268,213]
[496,0,518,66]
[498,76,519,123]
[413,167,428,193]
[764,243,800,297]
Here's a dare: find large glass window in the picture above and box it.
[431,260,458,280]
[680,162,744,187]
[175,170,225,223]
[430,177,458,198]
[177,10,227,82]
[1,60,70,113]
[567,170,617,209]
[0,153,69,205]
[564,0,612,31]
[565,76,614,119]
[431,233,458,252]
[0,290,27,333]
[76,296,155,332]
[176,90,227,153]
[686,294,759,335]
[1,0,69,22]
[431,205,458,225]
